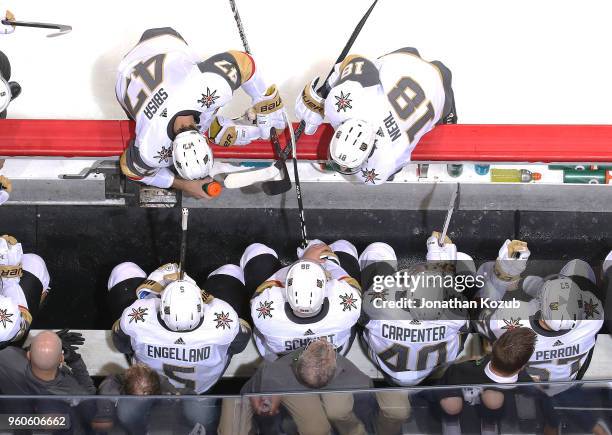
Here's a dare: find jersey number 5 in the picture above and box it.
[163,363,196,390]
[123,54,166,118]
[387,77,435,142]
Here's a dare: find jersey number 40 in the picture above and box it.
[378,341,448,373]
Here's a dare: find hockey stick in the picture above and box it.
[178,207,189,280]
[285,111,309,248]
[1,19,71,37]
[225,0,292,193]
[261,128,291,195]
[228,0,250,54]
[439,183,460,246]
[288,0,380,155]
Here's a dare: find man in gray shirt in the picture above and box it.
[228,340,372,435]
[0,330,95,433]
[0,329,94,395]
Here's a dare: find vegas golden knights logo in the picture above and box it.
[549,302,559,311]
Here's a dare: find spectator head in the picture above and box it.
[27,330,63,376]
[491,327,536,376]
[295,340,337,388]
[124,363,161,395]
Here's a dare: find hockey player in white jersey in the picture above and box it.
[0,235,50,347]
[477,272,603,384]
[359,237,471,387]
[109,261,251,395]
[116,27,286,199]
[241,240,362,360]
[295,47,456,185]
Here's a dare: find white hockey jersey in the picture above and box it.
[119,296,242,393]
[477,296,603,383]
[250,264,362,361]
[116,27,261,186]
[362,317,467,386]
[0,293,25,344]
[325,47,451,185]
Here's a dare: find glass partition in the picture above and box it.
[0,381,610,434]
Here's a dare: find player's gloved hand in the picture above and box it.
[1,11,16,35]
[208,116,261,147]
[495,239,529,280]
[297,239,340,266]
[0,234,23,282]
[56,329,85,364]
[253,85,286,139]
[137,263,197,299]
[294,78,325,135]
[426,231,458,261]
[0,175,11,205]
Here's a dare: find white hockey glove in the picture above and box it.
[1,11,15,35]
[208,116,261,147]
[295,78,325,135]
[136,263,196,299]
[495,239,530,281]
[0,176,11,205]
[0,235,23,283]
[296,239,340,266]
[252,85,286,139]
[426,231,458,261]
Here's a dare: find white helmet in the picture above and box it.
[159,280,204,332]
[540,277,581,331]
[559,259,596,284]
[329,119,376,174]
[285,260,327,317]
[172,130,214,180]
[398,265,446,321]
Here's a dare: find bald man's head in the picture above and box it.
[29,331,63,371]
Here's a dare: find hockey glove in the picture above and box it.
[136,263,196,299]
[295,78,325,135]
[0,173,11,205]
[495,239,529,280]
[0,11,15,35]
[208,116,261,147]
[56,329,85,364]
[426,231,458,261]
[253,85,286,139]
[0,234,22,282]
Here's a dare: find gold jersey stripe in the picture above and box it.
[255,280,283,294]
[228,50,255,84]
[120,151,143,180]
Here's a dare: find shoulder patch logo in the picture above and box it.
[367,289,388,303]
[339,293,358,311]
[198,87,220,109]
[304,329,315,336]
[553,340,563,347]
[256,300,274,319]
[128,306,148,324]
[155,145,173,164]
[0,308,14,328]
[580,296,600,319]
[361,168,380,184]
[334,91,353,112]
[174,337,186,345]
[549,302,559,311]
[501,317,521,331]
[214,311,233,330]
